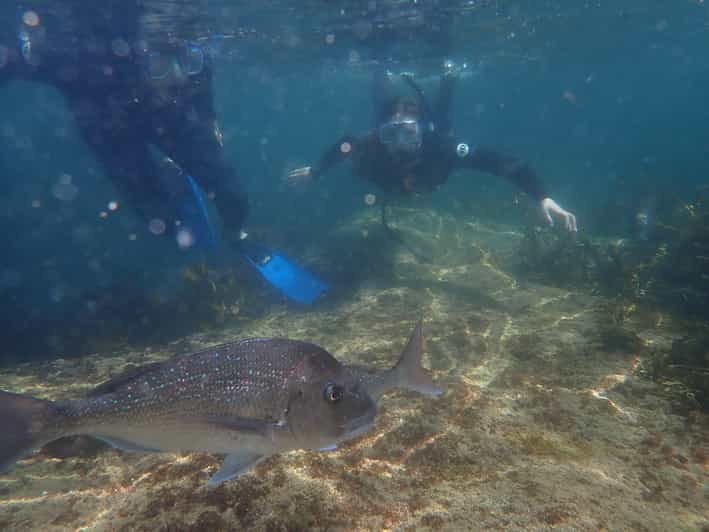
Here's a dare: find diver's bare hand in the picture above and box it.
[541,197,578,232]
[285,166,314,187]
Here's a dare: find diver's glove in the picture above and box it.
[285,165,315,187]
[540,197,578,232]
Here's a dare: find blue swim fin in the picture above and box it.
[179,174,217,250]
[182,174,329,304]
[241,241,330,305]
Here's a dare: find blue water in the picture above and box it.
[0,1,707,345]
[0,3,708,530]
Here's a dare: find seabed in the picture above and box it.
[0,207,707,531]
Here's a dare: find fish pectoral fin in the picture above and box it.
[93,435,160,453]
[207,451,266,487]
[206,415,286,438]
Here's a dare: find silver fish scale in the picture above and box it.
[61,338,332,430]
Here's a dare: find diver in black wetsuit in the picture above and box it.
[0,3,330,304]
[288,67,578,232]
[0,2,248,244]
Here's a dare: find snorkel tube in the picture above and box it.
[400,74,435,133]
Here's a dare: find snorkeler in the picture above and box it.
[1,3,248,244]
[288,66,578,233]
[0,3,327,303]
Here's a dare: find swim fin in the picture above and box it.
[180,174,218,249]
[158,154,216,251]
[240,241,330,305]
[182,174,329,304]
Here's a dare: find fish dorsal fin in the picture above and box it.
[207,451,266,487]
[87,361,165,397]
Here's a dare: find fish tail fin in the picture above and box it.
[0,390,59,472]
[391,320,442,397]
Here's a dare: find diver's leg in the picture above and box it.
[92,139,171,229]
[150,71,249,241]
[68,94,172,229]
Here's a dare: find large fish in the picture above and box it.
[0,321,440,486]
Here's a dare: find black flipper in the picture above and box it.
[0,390,58,472]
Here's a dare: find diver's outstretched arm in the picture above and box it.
[435,67,458,136]
[312,135,360,177]
[461,147,547,200]
[286,134,360,186]
[455,145,578,231]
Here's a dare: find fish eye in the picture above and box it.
[323,382,344,403]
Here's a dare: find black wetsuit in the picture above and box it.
[312,74,547,202]
[0,2,248,237]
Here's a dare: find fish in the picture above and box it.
[0,321,440,486]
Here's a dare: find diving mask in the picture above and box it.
[146,42,205,81]
[378,118,422,150]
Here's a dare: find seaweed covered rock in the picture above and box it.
[651,188,709,316]
[515,226,626,295]
[516,186,709,321]
[2,262,261,361]
[636,331,709,412]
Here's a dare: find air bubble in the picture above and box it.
[52,179,78,202]
[148,218,166,235]
[111,38,131,57]
[176,228,195,249]
[22,10,40,28]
